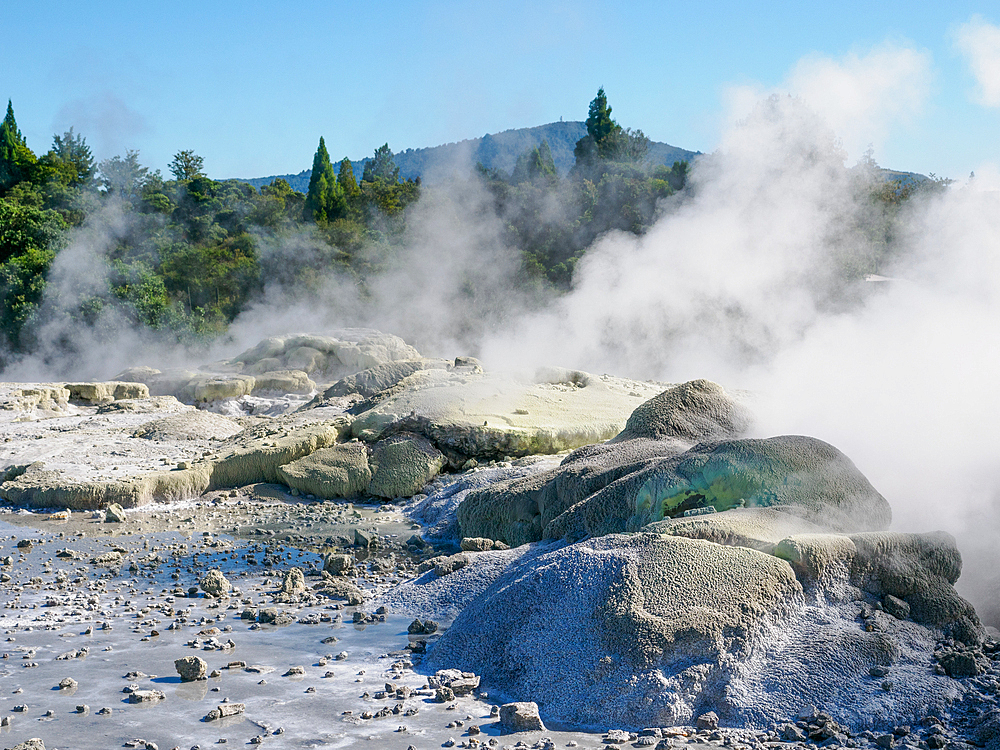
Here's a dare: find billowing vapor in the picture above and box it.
[954,15,1000,108]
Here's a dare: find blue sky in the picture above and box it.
[5,1,1000,180]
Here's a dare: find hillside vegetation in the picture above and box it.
[0,90,947,371]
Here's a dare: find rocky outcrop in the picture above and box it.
[368,432,446,498]
[345,367,672,464]
[277,442,372,499]
[456,381,890,546]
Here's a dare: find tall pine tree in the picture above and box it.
[0,101,36,192]
[337,156,358,197]
[303,137,344,222]
[573,87,622,169]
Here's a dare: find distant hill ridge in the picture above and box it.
[235,121,701,192]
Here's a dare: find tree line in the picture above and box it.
[0,88,943,369]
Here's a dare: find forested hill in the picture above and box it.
[236,121,701,190]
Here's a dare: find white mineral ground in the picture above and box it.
[0,331,996,750]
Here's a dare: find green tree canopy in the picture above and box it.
[337,157,359,196]
[0,101,37,192]
[99,150,151,201]
[511,140,558,185]
[43,128,96,187]
[303,137,345,223]
[574,87,624,168]
[362,143,399,183]
[169,149,206,181]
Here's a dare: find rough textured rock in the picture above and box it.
[610,379,752,443]
[368,432,446,498]
[200,569,231,598]
[104,503,127,523]
[280,567,306,594]
[459,434,891,547]
[276,442,372,499]
[64,381,149,404]
[428,533,802,728]
[174,656,208,681]
[7,740,45,750]
[499,702,545,732]
[322,359,445,399]
[313,578,365,605]
[424,525,978,731]
[193,375,256,403]
[323,554,355,576]
[775,530,982,645]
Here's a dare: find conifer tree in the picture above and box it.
[337,157,359,196]
[303,137,344,222]
[0,100,36,192]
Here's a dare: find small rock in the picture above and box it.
[498,702,545,733]
[696,712,719,731]
[175,656,208,682]
[282,666,306,677]
[127,690,166,704]
[104,503,127,523]
[58,677,78,689]
[199,569,231,598]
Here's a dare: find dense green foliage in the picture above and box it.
[0,89,953,368]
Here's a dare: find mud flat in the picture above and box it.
[0,332,998,750]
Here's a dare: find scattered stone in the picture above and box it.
[696,712,719,730]
[127,690,166,704]
[199,569,231,598]
[104,503,127,523]
[499,702,545,733]
[174,656,208,682]
[58,677,78,689]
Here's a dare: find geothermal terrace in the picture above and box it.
[0,329,997,750]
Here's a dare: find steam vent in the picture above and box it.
[0,330,997,748]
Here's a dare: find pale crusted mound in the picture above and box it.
[610,378,753,443]
[422,520,984,731]
[346,368,668,463]
[97,396,189,414]
[0,418,350,509]
[775,530,981,645]
[321,359,448,399]
[132,410,244,442]
[645,506,828,552]
[114,331,419,404]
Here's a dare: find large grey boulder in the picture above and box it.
[499,702,545,732]
[276,442,372,499]
[368,432,446,498]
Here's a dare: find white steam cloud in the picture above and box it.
[955,15,1000,107]
[726,43,932,162]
